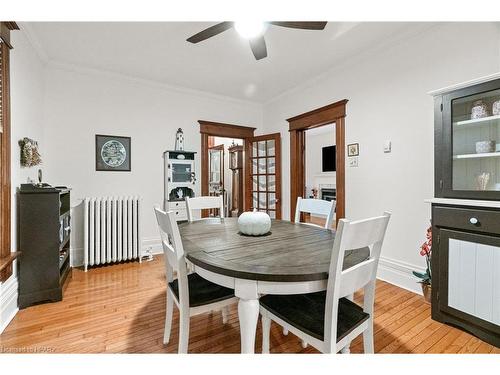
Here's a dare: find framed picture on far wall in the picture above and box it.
[347,143,359,157]
[95,134,131,171]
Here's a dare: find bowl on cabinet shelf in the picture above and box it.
[492,99,500,116]
[470,100,489,119]
[475,140,496,154]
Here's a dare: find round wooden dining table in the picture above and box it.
[178,217,369,354]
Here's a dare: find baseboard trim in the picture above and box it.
[142,237,163,255]
[71,238,164,267]
[73,235,424,297]
[142,237,424,295]
[0,275,19,334]
[377,256,423,295]
[70,247,84,267]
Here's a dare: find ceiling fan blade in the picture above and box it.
[249,35,267,60]
[186,22,234,43]
[269,21,327,30]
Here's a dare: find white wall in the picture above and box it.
[262,23,500,293]
[1,29,46,333]
[41,65,262,262]
[305,126,336,196]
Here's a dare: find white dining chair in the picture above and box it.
[260,211,391,354]
[185,195,224,222]
[294,197,336,229]
[154,207,237,353]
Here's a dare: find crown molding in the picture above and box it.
[17,22,49,64]
[264,22,442,105]
[46,60,263,109]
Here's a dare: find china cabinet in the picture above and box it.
[429,74,500,347]
[163,150,196,222]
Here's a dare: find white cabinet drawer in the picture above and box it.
[168,201,186,210]
[171,208,187,221]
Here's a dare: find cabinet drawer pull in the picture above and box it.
[469,217,479,225]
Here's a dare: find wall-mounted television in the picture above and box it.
[322,145,336,172]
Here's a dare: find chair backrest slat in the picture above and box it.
[154,207,189,301]
[323,211,391,350]
[338,258,377,298]
[186,195,224,222]
[294,197,335,229]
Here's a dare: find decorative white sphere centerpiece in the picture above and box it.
[238,208,271,236]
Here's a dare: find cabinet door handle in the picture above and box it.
[469,217,479,225]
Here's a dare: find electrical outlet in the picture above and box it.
[348,157,359,167]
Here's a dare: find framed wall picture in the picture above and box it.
[95,134,131,171]
[347,143,359,157]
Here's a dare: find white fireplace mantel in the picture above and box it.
[312,173,336,190]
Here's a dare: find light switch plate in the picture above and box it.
[348,157,359,167]
[384,140,392,153]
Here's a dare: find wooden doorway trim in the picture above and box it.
[199,120,256,217]
[286,99,348,226]
[0,22,19,282]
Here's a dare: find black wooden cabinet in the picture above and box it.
[431,76,500,348]
[18,184,72,308]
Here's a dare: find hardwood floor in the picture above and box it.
[0,256,497,354]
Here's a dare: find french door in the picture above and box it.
[245,133,281,219]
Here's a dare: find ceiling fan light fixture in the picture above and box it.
[234,21,265,39]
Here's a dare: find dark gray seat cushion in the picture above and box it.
[259,291,369,342]
[168,273,234,307]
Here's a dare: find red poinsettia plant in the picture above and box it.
[413,226,432,286]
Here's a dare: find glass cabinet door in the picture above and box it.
[171,162,192,183]
[451,87,500,192]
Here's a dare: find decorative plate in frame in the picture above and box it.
[95,134,131,171]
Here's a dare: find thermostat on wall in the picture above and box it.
[384,140,392,153]
[348,157,359,167]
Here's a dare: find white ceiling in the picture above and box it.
[26,22,435,103]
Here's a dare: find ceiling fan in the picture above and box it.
[186,21,328,60]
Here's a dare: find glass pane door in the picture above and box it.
[452,88,500,191]
[249,134,281,219]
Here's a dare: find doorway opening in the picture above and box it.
[287,99,347,226]
[207,136,244,217]
[303,123,336,228]
[199,121,282,219]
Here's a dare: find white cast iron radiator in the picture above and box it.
[84,196,142,271]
